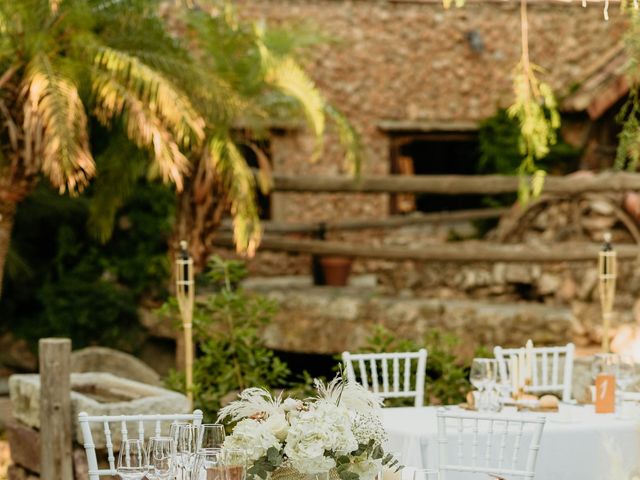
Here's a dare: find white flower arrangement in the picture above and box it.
[218,374,400,480]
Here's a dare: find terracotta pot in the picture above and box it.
[318,256,352,286]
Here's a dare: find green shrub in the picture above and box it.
[361,325,485,406]
[1,182,174,351]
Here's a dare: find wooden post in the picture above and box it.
[39,338,73,480]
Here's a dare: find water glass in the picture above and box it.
[194,448,225,480]
[147,436,176,480]
[117,439,148,480]
[177,424,199,478]
[199,424,226,450]
[223,448,247,480]
[615,355,638,392]
[591,353,619,379]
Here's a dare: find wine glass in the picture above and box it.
[117,439,148,480]
[177,424,199,479]
[470,358,497,411]
[147,436,176,480]
[223,448,247,480]
[199,424,226,450]
[194,448,225,480]
[411,468,439,480]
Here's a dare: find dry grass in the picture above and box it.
[0,439,9,480]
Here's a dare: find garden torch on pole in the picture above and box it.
[176,240,194,406]
[599,232,617,353]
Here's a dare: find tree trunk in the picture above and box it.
[172,159,228,274]
[0,199,17,298]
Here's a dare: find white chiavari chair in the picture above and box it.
[78,410,203,479]
[342,349,428,407]
[494,343,575,402]
[436,409,546,480]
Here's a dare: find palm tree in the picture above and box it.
[0,0,209,295]
[88,3,362,270]
[0,0,361,295]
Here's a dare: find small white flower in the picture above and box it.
[282,398,301,412]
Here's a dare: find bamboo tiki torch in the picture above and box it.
[176,240,195,407]
[598,232,617,353]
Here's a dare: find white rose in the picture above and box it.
[224,418,281,462]
[264,413,290,441]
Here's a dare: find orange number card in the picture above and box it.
[595,374,616,414]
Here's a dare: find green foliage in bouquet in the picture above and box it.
[164,256,290,420]
[362,326,483,406]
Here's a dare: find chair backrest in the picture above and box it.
[342,349,427,407]
[494,343,575,402]
[436,409,546,480]
[78,410,203,479]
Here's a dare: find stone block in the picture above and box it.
[9,372,189,449]
[70,346,161,386]
[6,420,39,473]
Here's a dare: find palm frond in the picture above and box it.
[92,71,191,190]
[92,44,205,149]
[325,104,364,176]
[266,56,325,161]
[208,135,261,256]
[21,54,94,194]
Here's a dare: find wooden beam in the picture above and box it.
[271,172,640,194]
[219,207,509,234]
[214,235,640,262]
[39,338,73,480]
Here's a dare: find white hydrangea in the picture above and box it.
[223,418,281,462]
[284,403,358,474]
[349,457,382,480]
[351,412,387,447]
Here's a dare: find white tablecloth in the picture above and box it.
[382,405,640,480]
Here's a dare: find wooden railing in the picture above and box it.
[269,171,640,194]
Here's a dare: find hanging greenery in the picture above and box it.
[616,13,640,171]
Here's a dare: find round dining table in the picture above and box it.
[381,404,640,480]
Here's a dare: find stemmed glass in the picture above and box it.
[470,358,498,411]
[198,424,226,450]
[117,439,148,480]
[177,424,199,479]
[147,436,177,480]
[223,448,247,480]
[193,448,225,480]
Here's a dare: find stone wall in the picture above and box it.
[235,0,627,223]
[257,284,573,356]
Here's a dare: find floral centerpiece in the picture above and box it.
[217,374,400,480]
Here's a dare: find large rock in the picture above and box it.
[71,346,161,386]
[9,372,189,448]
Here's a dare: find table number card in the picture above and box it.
[595,374,615,414]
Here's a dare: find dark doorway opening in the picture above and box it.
[390,132,483,213]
